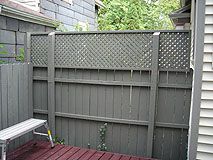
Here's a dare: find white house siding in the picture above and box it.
[196,0,213,159]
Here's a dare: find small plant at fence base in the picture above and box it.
[53,135,65,145]
[97,123,107,151]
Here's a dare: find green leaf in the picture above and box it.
[98,0,180,30]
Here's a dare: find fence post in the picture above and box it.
[24,33,33,118]
[47,32,56,136]
[147,32,160,157]
[25,32,31,63]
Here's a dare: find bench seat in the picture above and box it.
[0,118,46,143]
[0,118,54,160]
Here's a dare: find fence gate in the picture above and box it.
[28,30,192,160]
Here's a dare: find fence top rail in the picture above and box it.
[0,62,30,67]
[29,30,190,36]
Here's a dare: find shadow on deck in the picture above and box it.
[7,141,156,160]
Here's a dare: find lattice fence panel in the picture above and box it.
[159,32,190,71]
[54,33,153,69]
[31,35,48,66]
[30,32,191,71]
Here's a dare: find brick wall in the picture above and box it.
[39,0,96,31]
[0,15,54,62]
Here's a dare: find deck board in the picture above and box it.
[35,144,65,160]
[57,147,81,160]
[99,153,113,160]
[6,141,156,160]
[47,146,73,160]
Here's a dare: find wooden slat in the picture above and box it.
[57,147,81,160]
[0,66,2,131]
[99,152,113,160]
[34,144,65,160]
[28,63,33,118]
[120,155,131,160]
[8,141,46,160]
[110,154,122,160]
[78,150,97,160]
[88,151,105,160]
[47,146,73,160]
[1,65,8,129]
[7,140,35,160]
[24,142,52,160]
[67,148,88,160]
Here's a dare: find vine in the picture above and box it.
[97,123,107,151]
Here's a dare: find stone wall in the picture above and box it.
[40,0,96,31]
[0,15,54,62]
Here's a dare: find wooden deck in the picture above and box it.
[7,141,155,160]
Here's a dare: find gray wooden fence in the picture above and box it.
[28,30,192,160]
[0,63,33,150]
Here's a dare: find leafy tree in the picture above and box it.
[98,0,180,30]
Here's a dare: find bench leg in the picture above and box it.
[44,122,54,148]
[1,143,6,160]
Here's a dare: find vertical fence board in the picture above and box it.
[137,127,147,156]
[89,70,98,149]
[18,64,24,121]
[0,67,2,131]
[19,64,25,145]
[171,129,181,159]
[113,71,123,153]
[28,63,33,118]
[7,65,13,127]
[13,65,20,148]
[82,70,90,115]
[23,64,29,120]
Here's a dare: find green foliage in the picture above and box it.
[0,44,8,55]
[97,123,107,151]
[98,0,180,30]
[0,44,25,64]
[53,135,65,145]
[57,23,69,32]
[16,48,25,62]
[74,21,90,31]
[0,44,9,64]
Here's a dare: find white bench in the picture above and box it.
[0,118,54,160]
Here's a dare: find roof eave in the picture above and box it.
[95,0,105,8]
[169,13,190,19]
[0,4,60,28]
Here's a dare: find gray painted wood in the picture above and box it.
[30,31,192,160]
[147,32,160,156]
[0,67,2,131]
[25,33,31,63]
[47,32,56,136]
[0,63,32,150]
[28,63,33,118]
[1,65,8,129]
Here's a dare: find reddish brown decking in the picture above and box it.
[7,141,155,160]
